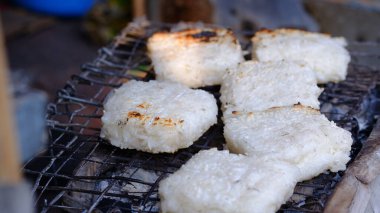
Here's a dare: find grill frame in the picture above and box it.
[23,20,380,213]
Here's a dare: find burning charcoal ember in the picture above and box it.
[97,167,160,204]
[320,102,351,122]
[62,154,108,212]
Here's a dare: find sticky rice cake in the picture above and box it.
[252,29,350,83]
[159,148,300,213]
[223,106,353,180]
[148,28,244,88]
[101,80,218,153]
[220,60,322,112]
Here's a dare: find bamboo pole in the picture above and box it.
[0,17,22,184]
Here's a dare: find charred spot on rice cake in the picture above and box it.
[190,30,218,42]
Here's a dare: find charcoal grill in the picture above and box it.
[23,20,380,213]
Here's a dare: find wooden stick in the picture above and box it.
[133,0,146,18]
[325,121,380,212]
[0,17,22,184]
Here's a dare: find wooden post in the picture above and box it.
[133,0,146,18]
[0,17,22,184]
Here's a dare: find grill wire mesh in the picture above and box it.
[23,21,380,213]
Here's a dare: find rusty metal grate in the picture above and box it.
[23,21,380,213]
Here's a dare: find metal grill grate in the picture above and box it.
[23,21,380,213]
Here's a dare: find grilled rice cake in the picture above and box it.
[252,29,350,83]
[147,28,244,88]
[220,60,322,112]
[101,80,217,153]
[159,148,300,213]
[223,106,353,181]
